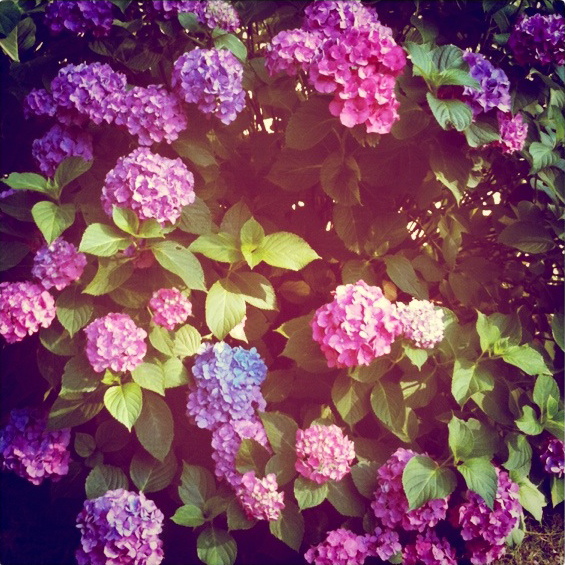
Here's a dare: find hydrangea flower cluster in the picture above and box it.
[496,111,528,154]
[101,147,195,226]
[75,488,164,565]
[31,124,93,177]
[0,281,56,343]
[295,424,355,484]
[370,526,402,561]
[265,29,322,76]
[31,237,87,291]
[150,0,240,31]
[172,48,245,125]
[45,0,115,37]
[186,342,267,430]
[149,288,192,330]
[540,438,564,478]
[371,448,450,532]
[462,52,511,117]
[23,87,58,119]
[303,0,380,36]
[235,471,285,521]
[509,13,565,67]
[403,530,457,565]
[0,408,70,485]
[454,468,521,565]
[84,313,147,373]
[113,85,188,146]
[150,0,199,19]
[397,299,445,349]
[311,280,402,368]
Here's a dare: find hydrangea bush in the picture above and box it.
[0,1,563,564]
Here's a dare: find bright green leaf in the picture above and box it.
[205,280,246,340]
[260,232,319,271]
[85,464,128,499]
[384,255,428,299]
[79,223,130,256]
[294,476,328,510]
[56,286,93,337]
[152,241,206,291]
[197,527,237,565]
[134,391,173,461]
[269,501,304,551]
[104,383,143,431]
[172,504,206,527]
[457,457,497,509]
[32,201,75,244]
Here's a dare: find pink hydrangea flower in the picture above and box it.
[32,237,87,291]
[265,29,323,76]
[397,299,445,349]
[84,313,147,373]
[496,111,528,154]
[403,530,457,565]
[149,288,192,331]
[295,424,355,484]
[311,280,402,368]
[236,471,285,521]
[0,408,70,485]
[0,281,56,343]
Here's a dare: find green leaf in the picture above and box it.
[172,504,206,527]
[426,93,473,131]
[294,476,328,510]
[174,324,201,357]
[149,326,175,356]
[3,171,48,193]
[265,451,297,486]
[227,272,277,310]
[436,68,480,88]
[83,258,133,296]
[515,405,544,435]
[162,357,189,388]
[112,206,139,235]
[464,119,500,147]
[529,141,559,172]
[53,157,92,188]
[205,280,246,340]
[0,240,29,271]
[131,362,165,396]
[403,344,429,369]
[457,457,498,509]
[267,148,322,192]
[85,464,128,499]
[39,326,78,357]
[452,359,494,407]
[269,501,304,551]
[179,463,216,508]
[173,136,217,168]
[320,152,361,206]
[476,311,521,353]
[74,432,96,458]
[502,345,551,376]
[0,22,18,61]
[432,44,464,72]
[79,223,130,257]
[551,476,564,507]
[152,241,205,291]
[134,391,173,461]
[285,98,336,149]
[197,527,237,565]
[190,233,243,263]
[0,1,20,37]
[56,286,93,337]
[130,449,177,493]
[504,433,532,476]
[402,455,457,510]
[333,205,372,254]
[260,232,319,271]
[60,355,99,397]
[371,380,406,432]
[178,198,214,235]
[552,312,564,352]
[177,11,199,31]
[104,383,143,431]
[331,374,371,425]
[226,499,256,531]
[95,420,130,453]
[47,394,104,430]
[240,217,265,268]
[533,375,560,420]
[350,461,379,498]
[235,438,271,475]
[32,201,75,244]
[429,143,471,204]
[326,475,366,517]
[405,41,435,77]
[259,411,298,455]
[511,473,546,521]
[447,416,497,463]
[498,221,555,254]
[215,32,247,61]
[384,255,428,299]
[220,202,252,236]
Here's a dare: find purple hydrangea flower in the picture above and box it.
[303,0,380,38]
[509,13,565,67]
[84,313,147,373]
[31,124,93,177]
[32,237,87,291]
[311,280,402,368]
[101,147,195,226]
[196,1,240,32]
[370,526,402,561]
[397,299,445,349]
[403,530,458,565]
[305,528,383,565]
[540,438,564,478]
[496,111,528,154]
[265,29,323,76]
[0,408,70,485]
[371,448,450,532]
[0,281,56,343]
[236,471,285,521]
[149,288,192,331]
[45,0,115,37]
[295,424,355,484]
[172,48,245,125]
[23,88,57,119]
[186,342,267,430]
[149,1,200,19]
[75,488,164,565]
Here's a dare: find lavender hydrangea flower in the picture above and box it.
[496,111,528,154]
[236,471,285,521]
[149,288,192,331]
[295,424,355,484]
[0,408,71,485]
[196,0,240,32]
[0,281,56,343]
[101,147,195,226]
[172,48,245,125]
[32,237,87,291]
[31,124,93,177]
[45,0,115,37]
[403,530,457,565]
[540,438,564,478]
[397,299,445,349]
[186,342,267,430]
[75,488,164,565]
[311,280,402,368]
[84,313,147,373]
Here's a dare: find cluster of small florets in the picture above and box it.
[303,0,380,36]
[186,342,267,430]
[149,0,199,18]
[113,85,188,146]
[31,124,93,177]
[403,530,457,565]
[84,313,147,373]
[172,48,246,125]
[509,13,565,67]
[371,448,450,532]
[0,408,71,485]
[540,438,564,478]
[265,29,322,76]
[454,468,521,565]
[235,471,285,521]
[311,280,402,368]
[0,281,56,343]
[45,0,115,37]
[462,52,511,117]
[496,111,528,154]
[196,0,240,32]
[75,488,165,565]
[31,237,87,291]
[101,147,195,226]
[149,288,192,331]
[295,424,355,484]
[397,299,445,349]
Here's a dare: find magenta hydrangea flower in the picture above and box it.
[265,29,322,76]
[31,124,93,177]
[84,313,147,373]
[454,467,522,565]
[101,147,195,226]
[403,530,457,565]
[371,448,450,532]
[0,408,70,485]
[0,281,56,344]
[45,0,115,37]
[31,237,87,291]
[113,85,188,146]
[496,111,528,154]
[305,528,382,565]
[295,424,355,484]
[23,88,57,119]
[303,0,380,38]
[75,488,164,565]
[149,288,192,330]
[509,13,565,67]
[235,471,285,521]
[172,48,245,125]
[397,299,444,349]
[311,280,402,368]
[540,438,564,478]
[370,526,402,561]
